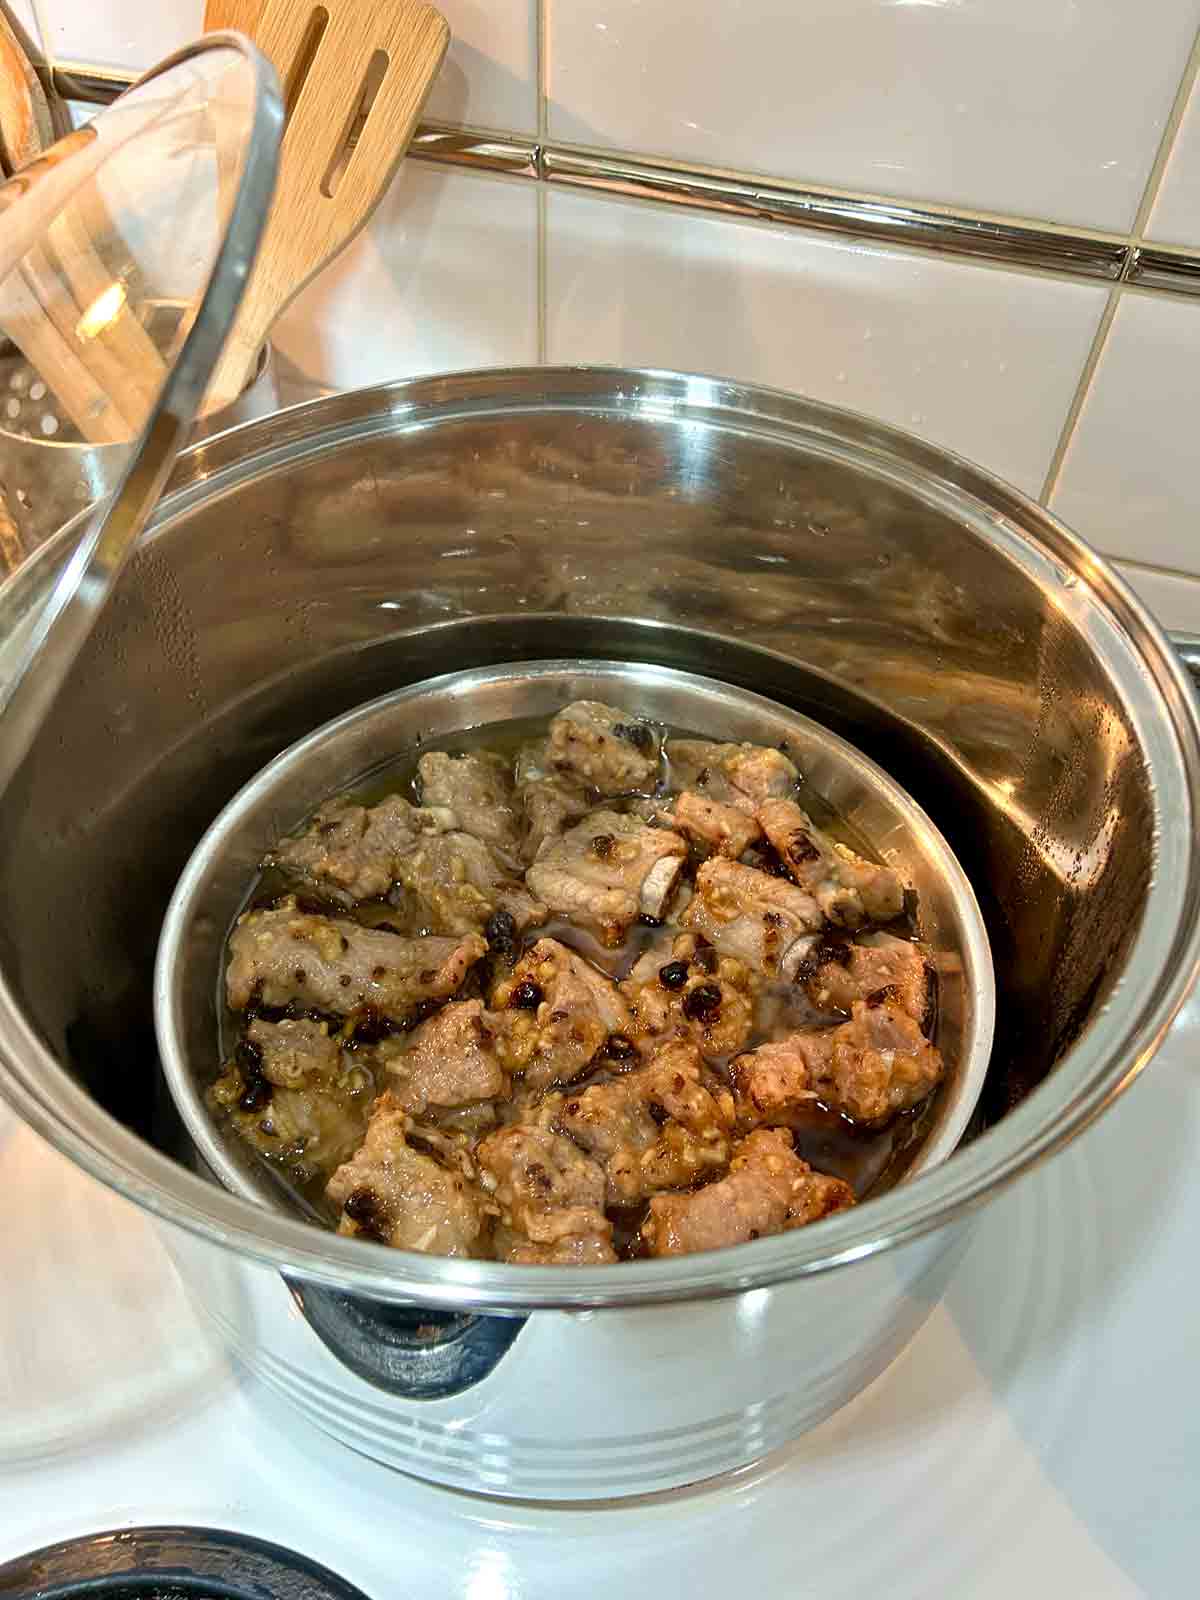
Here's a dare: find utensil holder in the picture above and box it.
[0,326,278,570]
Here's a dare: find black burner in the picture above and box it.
[0,1527,372,1599]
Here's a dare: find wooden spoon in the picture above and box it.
[0,6,54,176]
[202,0,448,414]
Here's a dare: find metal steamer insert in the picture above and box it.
[156,660,995,1264]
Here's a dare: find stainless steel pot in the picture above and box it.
[0,367,1196,1500]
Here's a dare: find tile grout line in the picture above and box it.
[535,0,548,363]
[536,0,548,142]
[1037,286,1122,505]
[1039,22,1200,505]
[1130,22,1200,244]
[536,184,547,364]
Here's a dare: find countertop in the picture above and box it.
[2,988,1198,1599]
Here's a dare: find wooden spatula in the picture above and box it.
[202,0,448,414]
[203,1,264,36]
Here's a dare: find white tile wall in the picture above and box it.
[545,187,1106,497]
[1113,562,1200,633]
[270,163,537,390]
[43,0,202,70]
[1051,290,1200,575]
[1147,67,1200,247]
[21,0,1200,643]
[545,0,1200,232]
[423,0,538,133]
[34,0,535,128]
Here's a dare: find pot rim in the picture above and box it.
[1,364,1197,1312]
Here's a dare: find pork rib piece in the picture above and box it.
[756,797,904,927]
[249,1014,340,1087]
[678,858,823,978]
[514,741,592,864]
[641,1128,853,1257]
[799,932,933,1028]
[270,793,455,905]
[527,811,687,946]
[732,998,945,1126]
[542,1040,734,1205]
[499,1230,618,1265]
[226,898,485,1020]
[327,1091,492,1256]
[665,739,798,813]
[671,790,762,858]
[490,937,634,1090]
[476,1122,615,1262]
[373,999,509,1116]
[622,932,757,1059]
[546,701,659,794]
[209,1016,374,1182]
[417,750,521,865]
[393,829,547,937]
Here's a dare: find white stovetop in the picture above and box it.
[2,991,1198,1600]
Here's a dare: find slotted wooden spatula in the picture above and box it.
[202,0,448,414]
[203,0,264,36]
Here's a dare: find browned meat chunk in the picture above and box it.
[208,1017,374,1183]
[732,999,945,1126]
[411,1099,502,1146]
[373,1000,509,1115]
[546,701,659,794]
[270,781,542,940]
[270,793,455,905]
[679,858,822,977]
[622,933,757,1059]
[392,829,547,937]
[526,811,686,945]
[666,739,798,813]
[476,1123,613,1257]
[248,1014,340,1087]
[800,932,933,1027]
[520,780,590,864]
[642,1128,853,1256]
[417,750,521,865]
[671,791,762,857]
[756,798,904,927]
[543,1041,734,1204]
[490,937,634,1089]
[328,1092,492,1255]
[500,1231,618,1265]
[225,899,485,1020]
[514,741,591,863]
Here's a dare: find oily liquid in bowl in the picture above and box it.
[216,715,940,1258]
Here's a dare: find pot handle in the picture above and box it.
[283,1276,526,1400]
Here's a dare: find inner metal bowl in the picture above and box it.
[155,659,995,1229]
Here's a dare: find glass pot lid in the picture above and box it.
[0,35,283,787]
